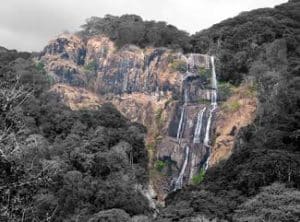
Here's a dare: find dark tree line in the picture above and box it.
[79,14,192,52]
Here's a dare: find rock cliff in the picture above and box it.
[39,33,256,200]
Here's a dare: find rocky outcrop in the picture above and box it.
[39,34,257,201]
[209,82,257,166]
[40,34,184,95]
[51,83,103,110]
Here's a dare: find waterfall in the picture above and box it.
[184,88,189,104]
[202,56,218,169]
[176,106,185,141]
[193,107,206,144]
[211,56,217,90]
[173,145,190,191]
[203,104,216,147]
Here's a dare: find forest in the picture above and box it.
[0,0,300,221]
[0,49,150,221]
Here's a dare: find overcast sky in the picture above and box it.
[0,0,287,52]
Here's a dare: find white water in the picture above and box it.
[174,55,218,189]
[203,56,218,170]
[176,106,185,142]
[193,107,206,144]
[174,146,190,190]
[184,88,189,104]
[211,56,218,90]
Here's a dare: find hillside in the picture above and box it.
[0,0,300,221]
[159,0,300,221]
[0,49,152,221]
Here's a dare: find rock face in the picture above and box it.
[209,83,257,166]
[40,34,183,95]
[40,34,256,200]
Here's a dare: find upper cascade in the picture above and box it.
[39,34,210,98]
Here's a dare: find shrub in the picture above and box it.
[198,67,211,80]
[218,81,236,100]
[84,60,97,72]
[192,168,205,185]
[35,61,45,72]
[155,108,164,128]
[155,160,166,172]
[170,59,187,73]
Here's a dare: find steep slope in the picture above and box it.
[39,35,210,195]
[38,23,259,202]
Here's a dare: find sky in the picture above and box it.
[0,0,287,52]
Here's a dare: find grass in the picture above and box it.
[221,100,241,112]
[155,108,165,134]
[244,82,257,97]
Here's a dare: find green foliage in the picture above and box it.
[170,59,187,73]
[155,108,164,128]
[79,14,192,51]
[221,100,241,112]
[218,81,236,100]
[197,98,211,105]
[84,60,97,72]
[192,168,205,185]
[155,160,166,172]
[35,61,45,72]
[198,67,211,80]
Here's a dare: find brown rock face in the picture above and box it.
[40,34,184,96]
[209,83,257,167]
[40,34,257,200]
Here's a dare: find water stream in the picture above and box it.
[172,55,218,190]
[193,107,206,144]
[173,145,190,190]
[203,56,218,170]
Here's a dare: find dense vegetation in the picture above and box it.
[159,0,300,221]
[79,14,191,52]
[1,0,300,221]
[0,49,150,221]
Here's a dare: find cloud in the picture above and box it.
[0,0,287,51]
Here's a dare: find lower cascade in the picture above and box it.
[171,55,218,191]
[193,107,206,144]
